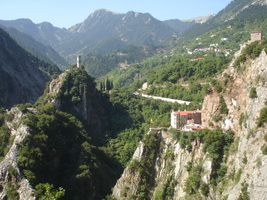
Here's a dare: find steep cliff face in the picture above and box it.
[113,129,164,199]
[112,45,267,200]
[202,47,267,199]
[112,129,213,200]
[0,108,34,200]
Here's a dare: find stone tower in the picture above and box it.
[77,55,81,68]
[251,31,262,42]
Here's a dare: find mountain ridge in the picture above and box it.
[0,9,208,59]
[181,14,215,24]
[0,28,57,108]
[57,9,179,56]
[2,26,69,69]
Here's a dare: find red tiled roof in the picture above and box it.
[173,111,199,116]
[192,127,204,130]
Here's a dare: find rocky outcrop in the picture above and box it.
[112,129,212,200]
[112,129,164,199]
[153,137,210,200]
[112,141,144,198]
[42,67,109,140]
[202,49,267,199]
[0,108,34,199]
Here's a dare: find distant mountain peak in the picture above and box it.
[253,0,267,5]
[126,11,153,18]
[12,18,34,24]
[67,9,177,55]
[38,21,56,29]
[89,9,124,18]
[182,14,215,24]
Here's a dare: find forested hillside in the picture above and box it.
[111,32,267,200]
[98,2,267,93]
[0,64,200,199]
[178,4,267,51]
[83,44,163,78]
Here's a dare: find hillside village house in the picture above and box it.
[171,110,204,131]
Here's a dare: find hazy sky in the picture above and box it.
[0,0,233,28]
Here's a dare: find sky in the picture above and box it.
[0,0,233,28]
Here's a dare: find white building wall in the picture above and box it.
[171,112,177,129]
[77,55,81,68]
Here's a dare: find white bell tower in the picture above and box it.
[77,55,81,68]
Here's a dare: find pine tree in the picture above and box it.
[106,78,111,91]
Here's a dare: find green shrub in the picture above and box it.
[186,143,193,152]
[208,121,214,127]
[237,182,250,200]
[52,74,59,79]
[6,182,19,200]
[217,165,228,181]
[15,103,32,113]
[256,157,262,167]
[261,145,267,155]
[35,183,65,200]
[6,167,19,200]
[235,168,243,184]
[128,159,140,173]
[234,54,247,69]
[242,153,248,164]
[0,124,11,158]
[0,107,5,114]
[213,114,222,122]
[219,96,229,115]
[249,87,257,99]
[239,113,247,129]
[200,182,209,197]
[185,161,193,172]
[154,189,164,200]
[211,79,223,93]
[234,41,265,70]
[203,129,234,184]
[184,165,202,195]
[244,41,262,59]
[229,137,239,154]
[161,175,175,199]
[4,113,13,121]
[257,107,267,127]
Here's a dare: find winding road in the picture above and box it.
[137,93,191,105]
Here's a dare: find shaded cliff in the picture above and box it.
[0,28,60,109]
[4,27,69,69]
